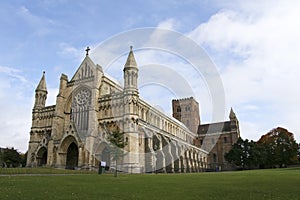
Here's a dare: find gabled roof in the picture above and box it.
[197,121,231,135]
[70,55,98,82]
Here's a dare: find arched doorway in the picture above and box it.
[66,142,78,170]
[37,147,47,166]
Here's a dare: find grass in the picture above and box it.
[0,167,96,175]
[0,168,299,200]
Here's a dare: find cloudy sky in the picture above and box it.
[0,0,299,152]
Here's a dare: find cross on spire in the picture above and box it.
[85,46,90,56]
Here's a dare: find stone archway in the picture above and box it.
[161,136,173,173]
[37,147,47,166]
[153,135,165,173]
[66,142,79,170]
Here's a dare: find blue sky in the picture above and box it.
[1,0,300,152]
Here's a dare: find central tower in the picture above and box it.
[172,97,200,133]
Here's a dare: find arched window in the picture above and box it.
[71,88,91,131]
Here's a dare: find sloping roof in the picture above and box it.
[124,46,137,68]
[36,72,47,92]
[197,121,231,135]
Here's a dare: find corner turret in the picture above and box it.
[34,71,48,109]
[123,46,138,95]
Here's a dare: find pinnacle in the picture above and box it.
[229,107,236,119]
[124,46,137,68]
[36,71,47,92]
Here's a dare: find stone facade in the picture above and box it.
[171,97,240,171]
[194,108,240,170]
[26,47,208,173]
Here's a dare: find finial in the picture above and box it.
[43,71,45,75]
[130,45,133,51]
[85,46,90,56]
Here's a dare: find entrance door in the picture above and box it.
[66,142,78,170]
[37,147,47,166]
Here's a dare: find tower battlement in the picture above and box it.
[172,96,200,133]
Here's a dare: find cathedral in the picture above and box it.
[26,46,240,173]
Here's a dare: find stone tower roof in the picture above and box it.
[36,71,47,92]
[229,107,236,119]
[124,46,137,69]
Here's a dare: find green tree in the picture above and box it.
[20,151,28,167]
[298,143,300,162]
[1,147,22,167]
[225,138,254,169]
[258,127,298,168]
[107,130,127,177]
[225,138,260,169]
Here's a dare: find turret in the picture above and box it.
[229,107,240,137]
[123,46,138,95]
[34,71,48,109]
[229,107,236,120]
[122,46,140,173]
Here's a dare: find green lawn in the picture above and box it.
[0,168,299,200]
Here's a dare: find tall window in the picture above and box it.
[71,88,91,131]
[213,153,217,163]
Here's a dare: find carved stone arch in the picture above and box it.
[60,135,79,153]
[64,85,92,112]
[142,127,154,173]
[70,86,92,131]
[170,140,179,172]
[36,146,48,166]
[59,135,80,170]
[161,136,173,173]
[153,134,165,173]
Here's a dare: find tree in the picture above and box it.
[298,143,300,162]
[0,147,22,167]
[257,127,298,168]
[225,138,257,169]
[107,130,127,177]
[20,152,28,167]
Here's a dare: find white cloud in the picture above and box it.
[187,1,300,141]
[0,66,34,152]
[58,43,84,60]
[157,18,179,30]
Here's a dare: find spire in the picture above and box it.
[229,107,236,119]
[34,71,48,109]
[123,46,138,94]
[36,71,47,93]
[124,46,137,68]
